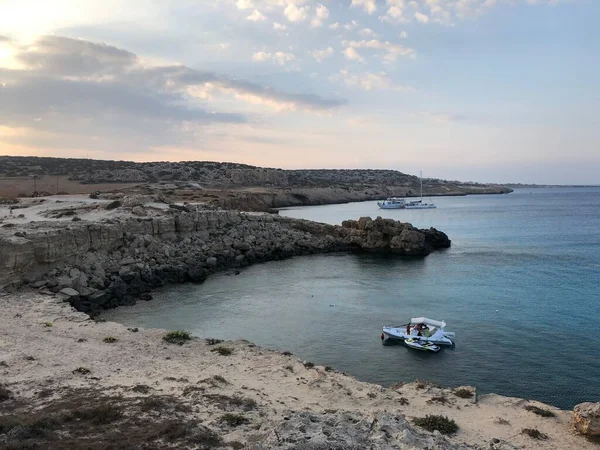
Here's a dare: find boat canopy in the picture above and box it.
[410,317,446,328]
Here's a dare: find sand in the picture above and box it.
[0,291,594,449]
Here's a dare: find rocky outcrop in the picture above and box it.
[0,209,449,316]
[572,402,600,437]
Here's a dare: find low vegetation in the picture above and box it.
[521,428,548,440]
[284,365,294,372]
[0,386,223,449]
[72,367,91,375]
[211,346,233,356]
[454,388,474,399]
[413,415,459,435]
[205,394,257,412]
[213,375,228,384]
[43,322,54,328]
[303,361,315,369]
[163,330,191,345]
[205,338,223,346]
[102,336,118,343]
[524,405,556,417]
[281,351,293,356]
[220,413,249,427]
[0,384,11,402]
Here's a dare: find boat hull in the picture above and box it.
[404,338,440,352]
[382,326,454,346]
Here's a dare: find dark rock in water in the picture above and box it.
[188,267,208,283]
[89,290,110,306]
[108,278,127,301]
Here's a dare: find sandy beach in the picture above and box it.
[1,290,595,449]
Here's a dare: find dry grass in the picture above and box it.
[220,413,249,427]
[524,405,556,418]
[102,336,118,344]
[521,428,548,440]
[0,387,222,449]
[211,346,233,356]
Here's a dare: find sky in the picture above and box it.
[0,0,598,184]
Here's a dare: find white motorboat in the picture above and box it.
[382,317,455,346]
[377,197,406,209]
[404,338,440,353]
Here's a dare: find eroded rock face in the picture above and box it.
[572,402,600,437]
[0,211,450,316]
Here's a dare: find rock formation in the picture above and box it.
[572,402,600,437]
[0,206,449,316]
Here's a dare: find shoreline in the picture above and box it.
[1,291,596,449]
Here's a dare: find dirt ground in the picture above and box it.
[0,176,138,198]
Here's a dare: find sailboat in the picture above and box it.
[405,171,437,209]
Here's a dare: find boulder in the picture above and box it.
[206,256,218,267]
[59,287,79,297]
[572,402,600,437]
[131,206,147,216]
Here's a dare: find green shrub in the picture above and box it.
[43,322,53,328]
[454,388,473,399]
[303,362,315,369]
[163,330,191,345]
[103,336,118,343]
[72,367,91,375]
[220,413,249,427]
[413,415,459,435]
[524,405,555,417]
[211,346,233,356]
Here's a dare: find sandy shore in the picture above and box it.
[1,291,594,449]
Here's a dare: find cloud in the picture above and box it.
[310,3,329,28]
[284,3,308,22]
[343,20,360,31]
[414,11,429,23]
[333,69,415,92]
[342,39,416,63]
[359,28,380,38]
[236,0,253,10]
[273,21,287,30]
[343,47,364,63]
[400,31,408,39]
[312,46,334,62]
[252,51,296,65]
[351,0,377,14]
[247,9,267,21]
[329,22,340,30]
[0,35,345,150]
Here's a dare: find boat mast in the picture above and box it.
[420,171,423,202]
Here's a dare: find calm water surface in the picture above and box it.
[105,188,600,409]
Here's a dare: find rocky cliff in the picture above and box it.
[0,206,449,315]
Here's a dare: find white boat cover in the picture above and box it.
[410,317,446,328]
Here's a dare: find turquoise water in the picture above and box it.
[105,188,600,409]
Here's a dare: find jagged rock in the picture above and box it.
[131,206,147,216]
[59,287,79,297]
[573,402,600,437]
[206,256,218,267]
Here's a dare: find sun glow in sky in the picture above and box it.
[0,0,598,184]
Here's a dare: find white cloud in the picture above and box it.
[351,0,377,14]
[235,0,253,10]
[284,3,308,22]
[252,51,296,65]
[414,11,429,23]
[312,46,334,62]
[400,31,408,39]
[310,3,329,28]
[247,9,267,21]
[329,21,340,30]
[343,20,360,31]
[332,69,415,92]
[273,21,287,30]
[359,28,379,38]
[343,39,416,63]
[343,47,364,63]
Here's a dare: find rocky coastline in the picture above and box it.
[1,195,598,449]
[1,196,449,316]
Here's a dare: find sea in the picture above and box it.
[104,188,600,409]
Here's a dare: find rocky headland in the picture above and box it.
[1,194,598,449]
[0,156,512,211]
